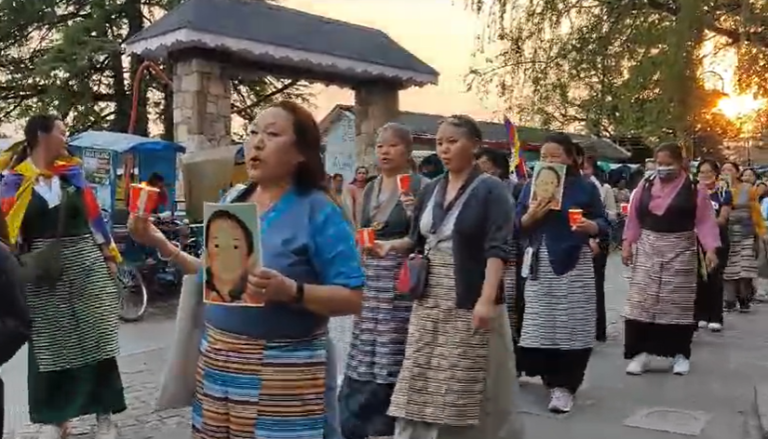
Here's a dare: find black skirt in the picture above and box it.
[624,319,695,359]
[517,347,592,394]
[338,376,396,439]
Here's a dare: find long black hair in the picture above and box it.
[11,114,61,168]
[542,132,581,176]
[204,209,255,302]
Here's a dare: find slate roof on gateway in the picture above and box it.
[124,0,438,83]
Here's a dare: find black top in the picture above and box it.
[410,173,514,310]
[638,176,697,233]
[360,173,425,240]
[0,244,30,366]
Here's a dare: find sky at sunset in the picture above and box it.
[284,0,501,121]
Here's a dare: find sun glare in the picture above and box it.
[715,95,766,120]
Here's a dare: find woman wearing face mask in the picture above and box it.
[516,133,608,414]
[622,143,720,376]
[720,162,765,312]
[129,101,364,439]
[0,115,125,439]
[339,123,428,439]
[373,115,523,439]
[693,159,731,332]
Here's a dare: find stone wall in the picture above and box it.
[353,83,399,170]
[172,58,232,154]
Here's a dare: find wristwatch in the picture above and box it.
[294,282,305,304]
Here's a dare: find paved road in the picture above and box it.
[4,254,767,438]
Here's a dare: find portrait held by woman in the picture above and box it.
[0,114,125,439]
[373,115,524,439]
[622,143,720,377]
[516,133,608,414]
[339,122,428,439]
[720,162,765,312]
[693,160,732,332]
[203,208,259,305]
[129,101,364,439]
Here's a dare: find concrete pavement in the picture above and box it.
[4,254,768,438]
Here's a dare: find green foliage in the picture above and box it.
[0,0,311,137]
[466,0,767,150]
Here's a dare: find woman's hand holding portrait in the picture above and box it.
[246,267,298,303]
[523,197,552,224]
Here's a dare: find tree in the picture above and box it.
[465,0,765,151]
[0,0,310,138]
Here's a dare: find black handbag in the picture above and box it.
[17,189,68,285]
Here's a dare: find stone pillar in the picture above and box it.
[353,83,399,170]
[172,58,232,153]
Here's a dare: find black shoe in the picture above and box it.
[739,301,752,313]
[724,301,737,312]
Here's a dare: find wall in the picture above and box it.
[323,111,357,182]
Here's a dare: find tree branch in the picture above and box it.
[232,80,300,116]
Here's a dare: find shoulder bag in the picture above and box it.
[17,188,68,286]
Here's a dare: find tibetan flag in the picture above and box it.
[504,117,526,177]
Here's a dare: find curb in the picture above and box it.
[753,385,768,439]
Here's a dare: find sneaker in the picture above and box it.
[739,301,752,313]
[96,415,118,439]
[626,353,649,375]
[672,355,690,375]
[697,321,708,329]
[724,301,737,312]
[40,425,67,439]
[547,387,574,413]
[708,322,723,332]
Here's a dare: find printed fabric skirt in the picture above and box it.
[193,325,326,439]
[340,252,413,439]
[624,230,696,359]
[26,235,125,424]
[517,245,595,394]
[723,233,757,281]
[388,251,524,439]
[504,261,518,344]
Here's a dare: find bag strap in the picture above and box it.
[54,186,68,240]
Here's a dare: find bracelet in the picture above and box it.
[158,242,181,262]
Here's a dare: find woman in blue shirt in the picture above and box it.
[516,133,608,414]
[129,101,364,439]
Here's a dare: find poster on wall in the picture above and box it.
[82,148,113,213]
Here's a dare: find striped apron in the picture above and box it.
[624,230,697,325]
[192,325,326,439]
[27,234,120,372]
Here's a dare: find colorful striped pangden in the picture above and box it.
[192,325,327,439]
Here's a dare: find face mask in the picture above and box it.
[656,166,677,180]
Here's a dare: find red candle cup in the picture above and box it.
[620,203,629,216]
[397,174,412,194]
[357,228,375,248]
[129,183,160,217]
[568,208,583,227]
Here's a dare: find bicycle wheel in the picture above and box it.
[117,263,148,322]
